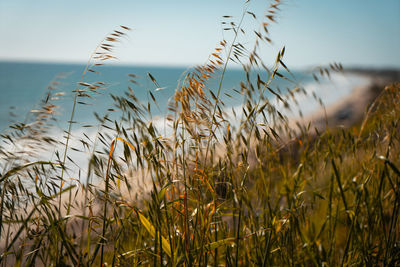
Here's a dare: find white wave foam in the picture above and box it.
[282,72,370,118]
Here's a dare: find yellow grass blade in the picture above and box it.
[135,209,172,258]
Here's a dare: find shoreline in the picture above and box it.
[290,69,400,134]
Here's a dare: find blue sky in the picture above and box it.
[0,0,399,68]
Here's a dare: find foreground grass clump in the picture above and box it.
[1,2,400,267]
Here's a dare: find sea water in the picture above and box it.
[0,61,266,131]
[0,61,369,177]
[0,61,368,131]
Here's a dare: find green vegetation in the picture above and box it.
[0,1,399,266]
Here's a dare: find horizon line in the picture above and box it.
[1,58,399,72]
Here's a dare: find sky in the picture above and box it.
[0,0,399,68]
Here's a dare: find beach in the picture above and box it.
[291,69,400,134]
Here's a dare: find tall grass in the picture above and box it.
[1,0,399,266]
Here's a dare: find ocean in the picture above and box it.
[0,62,203,132]
[0,61,370,178]
[0,61,368,133]
[0,61,266,131]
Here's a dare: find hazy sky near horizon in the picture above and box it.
[0,0,399,68]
